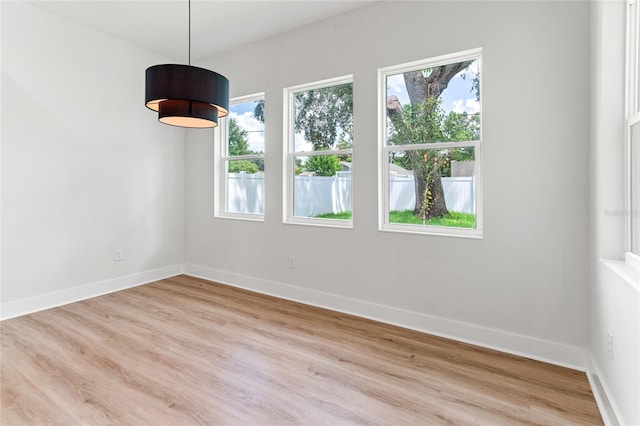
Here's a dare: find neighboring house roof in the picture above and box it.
[451,160,475,177]
[389,163,414,176]
[340,161,352,172]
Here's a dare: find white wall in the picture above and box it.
[1,2,185,318]
[185,1,591,368]
[589,2,640,425]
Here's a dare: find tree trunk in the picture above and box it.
[427,165,448,217]
[412,160,448,220]
[404,70,429,106]
[413,163,428,219]
[401,61,472,219]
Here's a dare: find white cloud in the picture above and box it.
[230,112,264,152]
[452,98,480,114]
[452,99,465,113]
[386,74,410,105]
[294,133,313,152]
[464,98,480,114]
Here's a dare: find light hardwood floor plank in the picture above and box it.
[1,275,602,425]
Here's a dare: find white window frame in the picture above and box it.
[626,0,640,265]
[283,75,354,228]
[214,92,265,221]
[378,48,483,239]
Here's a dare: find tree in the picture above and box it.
[227,118,264,173]
[441,111,478,177]
[305,154,341,176]
[228,160,259,174]
[390,108,478,176]
[256,84,353,150]
[387,60,477,220]
[258,84,352,179]
[443,111,480,142]
[227,117,263,173]
[335,139,353,163]
[228,118,252,156]
[388,97,449,220]
[292,85,352,178]
[293,84,353,149]
[253,99,265,124]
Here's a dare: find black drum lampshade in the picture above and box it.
[145,64,229,128]
[144,0,229,129]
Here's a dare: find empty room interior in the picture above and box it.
[1,0,639,424]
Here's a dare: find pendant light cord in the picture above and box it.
[188,0,191,66]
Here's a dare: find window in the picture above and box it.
[284,76,353,227]
[628,0,640,258]
[378,49,482,238]
[631,122,639,256]
[215,93,265,220]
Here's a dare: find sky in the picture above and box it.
[229,100,265,153]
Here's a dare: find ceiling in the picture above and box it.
[28,1,377,62]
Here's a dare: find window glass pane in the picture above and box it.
[285,78,353,226]
[292,155,352,219]
[292,83,353,152]
[388,147,476,229]
[637,59,639,116]
[385,59,480,147]
[219,95,265,218]
[382,55,480,234]
[228,99,264,155]
[632,122,640,255]
[637,41,640,114]
[225,160,264,215]
[634,2,640,113]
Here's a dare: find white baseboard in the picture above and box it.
[587,353,623,426]
[184,263,588,371]
[0,264,184,320]
[1,262,588,371]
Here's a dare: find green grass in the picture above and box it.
[315,211,353,220]
[315,210,476,228]
[390,210,475,228]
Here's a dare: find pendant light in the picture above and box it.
[145,0,229,128]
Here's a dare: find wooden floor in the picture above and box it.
[1,275,602,425]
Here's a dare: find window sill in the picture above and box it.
[379,223,483,239]
[600,254,640,292]
[284,217,353,229]
[215,213,264,222]
[625,252,640,274]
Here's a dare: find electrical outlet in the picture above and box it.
[114,249,123,262]
[606,330,613,360]
[288,256,296,269]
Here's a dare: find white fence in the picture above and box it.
[390,175,476,215]
[227,172,475,216]
[226,172,265,214]
[293,175,352,217]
